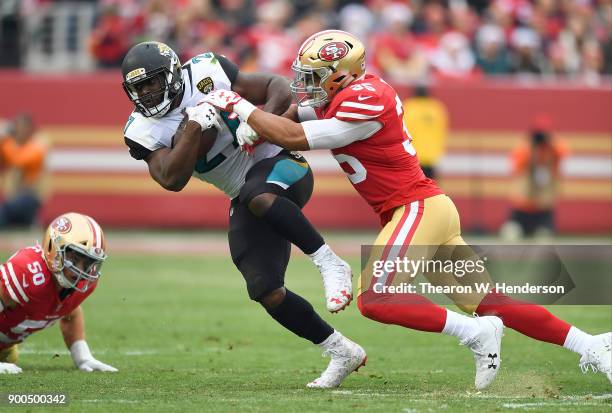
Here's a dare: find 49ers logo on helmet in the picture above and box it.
[52,217,72,234]
[318,42,349,61]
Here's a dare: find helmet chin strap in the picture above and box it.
[338,75,356,90]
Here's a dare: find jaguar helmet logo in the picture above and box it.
[318,42,349,61]
[155,42,173,58]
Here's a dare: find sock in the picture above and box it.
[358,290,447,332]
[261,196,324,255]
[442,309,480,342]
[308,244,333,263]
[265,289,334,344]
[563,326,592,355]
[476,291,572,345]
[318,330,343,350]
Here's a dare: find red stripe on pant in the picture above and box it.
[365,205,412,292]
[476,292,571,345]
[358,200,447,333]
[385,201,424,286]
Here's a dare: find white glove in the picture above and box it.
[0,362,22,374]
[77,358,118,372]
[70,340,118,373]
[185,102,221,131]
[201,89,244,112]
[236,122,259,148]
[202,89,257,121]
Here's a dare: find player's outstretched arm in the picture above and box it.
[247,109,310,150]
[203,90,382,151]
[60,306,118,373]
[199,90,309,150]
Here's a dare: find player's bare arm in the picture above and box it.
[60,305,117,372]
[246,109,310,151]
[144,110,218,192]
[231,71,291,116]
[202,91,383,151]
[60,305,86,347]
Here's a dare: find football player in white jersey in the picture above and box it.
[120,42,366,388]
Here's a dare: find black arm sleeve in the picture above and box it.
[124,137,152,161]
[214,53,239,85]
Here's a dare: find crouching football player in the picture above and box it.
[0,212,117,374]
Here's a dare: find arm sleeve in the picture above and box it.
[214,54,239,85]
[124,137,153,161]
[297,106,318,122]
[302,118,382,150]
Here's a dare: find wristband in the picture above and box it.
[70,340,93,366]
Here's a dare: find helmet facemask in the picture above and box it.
[290,61,332,107]
[43,213,107,293]
[52,240,105,293]
[122,52,183,118]
[124,68,175,118]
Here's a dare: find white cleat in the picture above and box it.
[579,332,612,383]
[463,316,503,390]
[0,362,22,374]
[313,248,353,313]
[307,332,367,389]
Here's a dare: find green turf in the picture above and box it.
[0,253,610,412]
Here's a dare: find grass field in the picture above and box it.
[0,237,611,412]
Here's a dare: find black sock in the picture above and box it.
[265,289,334,344]
[261,196,324,255]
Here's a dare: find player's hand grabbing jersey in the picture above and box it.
[123,53,282,198]
[303,74,442,225]
[0,246,95,349]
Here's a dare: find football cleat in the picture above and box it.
[579,332,612,383]
[307,332,366,389]
[312,248,353,313]
[462,316,504,390]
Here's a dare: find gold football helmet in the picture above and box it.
[290,30,366,107]
[42,213,107,292]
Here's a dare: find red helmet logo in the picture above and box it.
[318,42,349,61]
[52,217,72,234]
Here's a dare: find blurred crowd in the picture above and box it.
[86,0,612,83]
[3,0,611,83]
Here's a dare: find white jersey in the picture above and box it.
[123,52,282,198]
